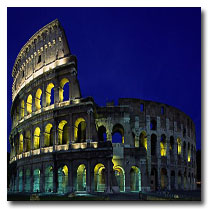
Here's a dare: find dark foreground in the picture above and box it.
[7,190,201,201]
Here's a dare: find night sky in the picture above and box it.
[7,7,201,152]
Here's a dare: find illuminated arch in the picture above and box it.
[177,138,182,155]
[33,169,40,192]
[160,134,167,156]
[25,130,31,152]
[26,94,32,114]
[58,165,68,193]
[35,88,42,111]
[46,83,54,106]
[74,118,86,143]
[58,120,68,145]
[59,78,70,102]
[20,100,24,118]
[19,134,23,154]
[139,131,147,150]
[44,123,53,147]
[114,166,125,192]
[94,163,106,192]
[97,126,107,142]
[76,164,86,191]
[130,166,141,192]
[188,142,191,162]
[112,124,124,143]
[45,166,53,193]
[34,127,40,149]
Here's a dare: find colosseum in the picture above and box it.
[9,19,197,195]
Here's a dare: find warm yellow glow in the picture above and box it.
[62,165,68,176]
[188,146,191,162]
[27,94,32,114]
[34,127,40,149]
[46,83,54,106]
[140,131,147,150]
[35,88,42,111]
[94,163,105,174]
[160,142,166,156]
[74,118,85,141]
[19,134,23,154]
[21,100,24,118]
[58,120,67,145]
[59,78,69,102]
[44,123,53,146]
[177,138,182,155]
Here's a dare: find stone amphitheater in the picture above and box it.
[9,19,196,194]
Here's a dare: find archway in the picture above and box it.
[25,130,31,152]
[114,166,125,192]
[35,88,42,111]
[151,134,157,156]
[177,138,182,155]
[59,78,70,102]
[45,166,53,193]
[46,83,54,106]
[25,169,30,192]
[20,100,24,118]
[34,127,40,149]
[19,134,23,154]
[151,168,158,191]
[18,170,23,192]
[58,165,68,193]
[170,136,174,156]
[44,123,53,147]
[33,169,40,192]
[26,94,32,114]
[160,168,167,190]
[76,164,86,192]
[58,120,68,145]
[150,119,157,130]
[112,124,124,143]
[74,118,86,143]
[130,166,141,192]
[188,142,191,162]
[94,163,106,192]
[139,131,147,150]
[98,126,107,142]
[160,134,167,156]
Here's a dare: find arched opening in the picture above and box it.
[34,127,40,149]
[94,163,106,192]
[25,169,30,192]
[130,166,141,192]
[112,124,124,143]
[46,83,54,106]
[25,130,31,152]
[150,119,157,130]
[26,94,32,114]
[170,136,174,156]
[160,168,167,190]
[139,131,147,150]
[33,169,40,192]
[171,170,175,190]
[59,78,70,102]
[98,126,107,142]
[35,88,42,111]
[20,100,24,118]
[74,118,86,143]
[76,164,86,192]
[188,142,191,162]
[150,168,158,191]
[178,171,182,190]
[44,123,54,147]
[151,134,157,156]
[45,166,53,193]
[19,134,23,154]
[160,134,167,156]
[58,120,69,145]
[177,138,182,155]
[18,170,23,192]
[58,165,68,194]
[114,166,125,192]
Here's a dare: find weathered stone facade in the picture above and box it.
[9,19,196,194]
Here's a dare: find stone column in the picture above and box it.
[86,160,91,193]
[87,108,93,140]
[53,120,58,151]
[30,127,34,155]
[54,80,59,107]
[125,167,130,192]
[40,165,44,193]
[30,166,33,192]
[106,159,112,193]
[69,161,74,192]
[53,162,58,193]
[32,91,36,114]
[69,113,73,144]
[42,83,46,108]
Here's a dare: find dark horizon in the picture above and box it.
[7,7,201,152]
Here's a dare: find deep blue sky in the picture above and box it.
[7,7,201,152]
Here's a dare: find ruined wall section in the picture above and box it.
[12,19,71,101]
